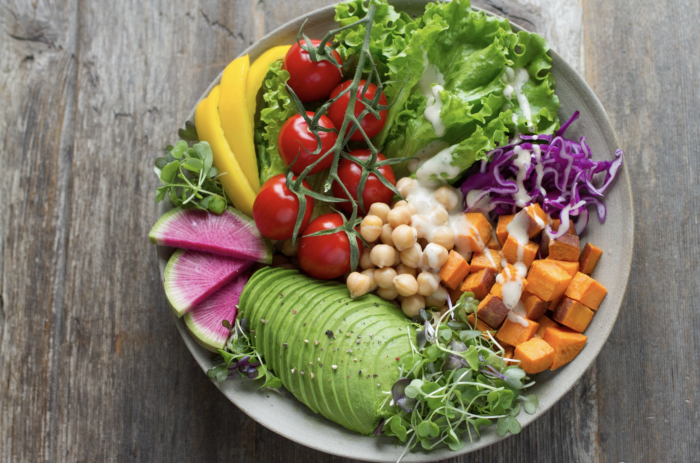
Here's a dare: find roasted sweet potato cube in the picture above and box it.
[486,234,501,250]
[551,297,594,332]
[470,249,502,273]
[467,313,497,335]
[477,294,509,329]
[534,315,559,338]
[520,204,548,238]
[501,235,539,268]
[543,326,587,370]
[496,317,539,346]
[545,259,579,278]
[447,287,464,306]
[548,233,580,262]
[521,291,550,320]
[460,267,496,300]
[579,243,603,275]
[564,272,608,310]
[496,214,514,244]
[503,345,515,361]
[490,264,528,300]
[551,218,577,235]
[490,278,528,300]
[439,250,470,290]
[456,212,493,251]
[527,260,574,301]
[514,337,555,374]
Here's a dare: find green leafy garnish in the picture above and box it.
[154,137,231,214]
[381,293,538,455]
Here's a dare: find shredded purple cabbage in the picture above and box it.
[461,111,624,238]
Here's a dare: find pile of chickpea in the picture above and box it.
[346,178,463,319]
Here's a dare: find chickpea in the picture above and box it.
[411,215,430,239]
[377,286,399,300]
[394,200,409,209]
[387,206,412,228]
[360,215,383,242]
[417,272,440,296]
[393,274,418,297]
[434,185,460,210]
[374,267,398,289]
[282,238,299,256]
[424,243,449,269]
[396,264,417,277]
[368,202,391,224]
[400,243,422,268]
[431,206,449,226]
[401,294,425,318]
[432,226,455,250]
[361,269,377,291]
[370,244,396,268]
[396,177,416,198]
[391,225,418,252]
[346,272,371,298]
[431,285,449,303]
[393,248,402,266]
[380,224,394,246]
[360,248,375,270]
[425,294,446,309]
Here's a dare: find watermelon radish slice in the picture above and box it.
[150,207,273,264]
[164,249,252,317]
[184,270,250,352]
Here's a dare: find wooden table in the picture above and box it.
[1,0,697,461]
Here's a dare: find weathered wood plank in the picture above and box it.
[583,0,700,461]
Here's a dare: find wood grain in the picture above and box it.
[0,0,691,462]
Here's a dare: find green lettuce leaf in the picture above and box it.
[369,0,559,180]
[255,60,297,184]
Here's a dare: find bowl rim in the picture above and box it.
[157,2,634,460]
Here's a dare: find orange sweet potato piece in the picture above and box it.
[514,337,555,374]
[496,214,514,244]
[496,317,539,346]
[501,235,539,268]
[534,315,559,338]
[548,233,580,262]
[458,212,493,251]
[551,297,594,332]
[460,267,496,300]
[579,243,603,275]
[503,345,515,361]
[545,259,579,278]
[550,218,577,235]
[543,326,587,370]
[486,234,501,250]
[447,287,464,306]
[520,204,548,238]
[521,291,550,320]
[564,272,607,310]
[439,250,471,290]
[467,313,497,335]
[470,249,503,273]
[490,264,528,299]
[477,294,509,329]
[527,260,574,301]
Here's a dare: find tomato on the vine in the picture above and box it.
[331,149,396,214]
[278,111,338,175]
[283,39,343,102]
[327,79,388,141]
[298,213,363,280]
[253,174,314,240]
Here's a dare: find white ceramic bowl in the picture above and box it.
[156,2,633,461]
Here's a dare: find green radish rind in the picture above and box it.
[150,207,273,264]
[164,249,252,318]
[239,267,416,435]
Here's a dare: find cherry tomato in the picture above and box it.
[298,213,363,280]
[253,174,314,240]
[278,111,338,175]
[327,79,388,141]
[332,150,396,214]
[283,39,343,102]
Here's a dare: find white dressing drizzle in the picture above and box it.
[503,67,534,131]
[512,146,532,207]
[409,140,450,173]
[416,144,459,187]
[418,51,445,98]
[424,84,446,137]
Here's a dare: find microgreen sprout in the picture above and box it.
[380,292,539,455]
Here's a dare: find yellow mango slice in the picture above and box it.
[195,86,256,217]
[246,45,291,125]
[219,55,261,192]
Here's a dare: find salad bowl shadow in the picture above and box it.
[156,1,634,461]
